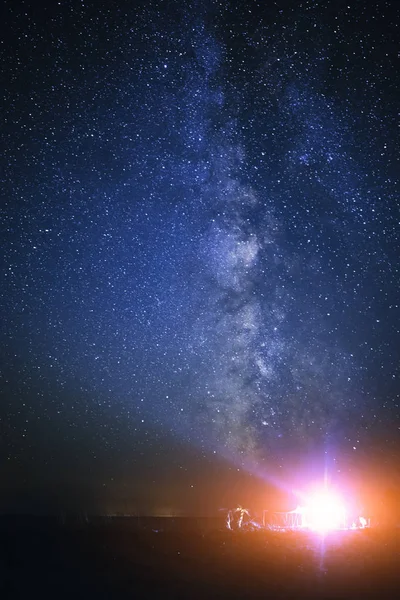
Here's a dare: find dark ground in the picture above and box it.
[0,517,399,599]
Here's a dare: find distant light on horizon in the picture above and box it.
[304,490,346,532]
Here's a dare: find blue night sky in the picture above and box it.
[1,0,399,514]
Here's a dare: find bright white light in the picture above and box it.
[305,491,346,532]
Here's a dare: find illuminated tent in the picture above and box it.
[263,506,306,529]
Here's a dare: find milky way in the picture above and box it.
[1,1,399,507]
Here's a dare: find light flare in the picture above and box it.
[304,490,346,532]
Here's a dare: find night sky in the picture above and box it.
[1,0,399,515]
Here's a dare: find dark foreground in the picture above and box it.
[1,517,399,599]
